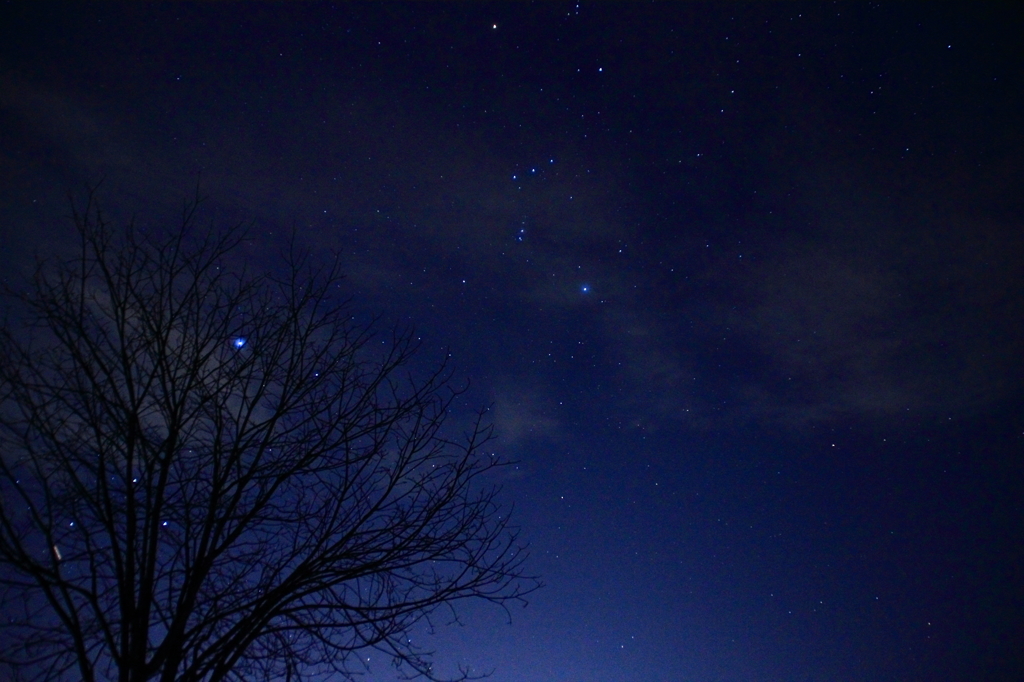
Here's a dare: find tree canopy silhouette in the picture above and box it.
[0,192,536,682]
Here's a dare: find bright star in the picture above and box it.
[233,337,247,349]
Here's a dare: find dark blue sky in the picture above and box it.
[2,3,1022,680]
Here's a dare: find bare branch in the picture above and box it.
[0,190,540,682]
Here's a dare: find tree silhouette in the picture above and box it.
[0,192,536,682]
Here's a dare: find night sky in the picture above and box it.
[2,3,1023,681]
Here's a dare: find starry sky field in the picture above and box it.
[1,3,1022,681]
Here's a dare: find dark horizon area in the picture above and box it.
[2,3,1022,680]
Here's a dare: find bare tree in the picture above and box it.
[0,192,536,682]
